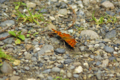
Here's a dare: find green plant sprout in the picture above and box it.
[90,11,117,26]
[26,30,39,38]
[0,48,15,66]
[14,2,45,25]
[54,76,69,80]
[14,2,26,10]
[8,31,25,44]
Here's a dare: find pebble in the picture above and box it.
[64,59,73,64]
[26,2,36,8]
[104,46,114,53]
[101,1,115,9]
[74,66,83,73]
[24,66,30,70]
[73,74,79,78]
[1,61,12,73]
[80,30,99,39]
[51,67,60,73]
[0,20,15,27]
[54,48,65,54]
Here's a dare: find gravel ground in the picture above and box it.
[0,0,120,80]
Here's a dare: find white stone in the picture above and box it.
[80,30,99,39]
[74,66,83,73]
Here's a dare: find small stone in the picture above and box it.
[105,30,116,39]
[94,44,100,48]
[101,59,109,67]
[73,74,79,78]
[74,66,83,73]
[37,74,44,78]
[13,60,21,66]
[26,2,36,8]
[104,46,114,53]
[51,67,60,73]
[25,44,33,51]
[109,57,116,61]
[58,9,68,15]
[96,61,102,66]
[1,61,12,73]
[96,70,102,80]
[67,73,72,78]
[31,57,37,62]
[80,30,99,39]
[64,59,73,64]
[43,69,51,73]
[83,62,89,68]
[25,53,32,60]
[47,76,53,80]
[10,76,20,80]
[24,66,30,70]
[55,48,65,54]
[79,46,86,51]
[49,16,55,20]
[101,1,115,9]
[0,20,15,27]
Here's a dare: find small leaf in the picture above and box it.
[18,34,25,40]
[15,39,21,44]
[8,31,16,37]
[18,31,21,35]
[27,34,30,37]
[15,6,19,10]
[21,3,26,6]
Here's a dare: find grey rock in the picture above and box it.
[104,46,114,53]
[24,66,30,70]
[26,2,36,8]
[90,55,94,59]
[95,55,103,60]
[38,45,54,56]
[105,30,116,39]
[58,9,68,15]
[47,76,53,80]
[0,32,9,39]
[106,11,115,16]
[55,48,65,54]
[0,0,8,3]
[80,30,99,39]
[6,44,13,48]
[79,46,86,51]
[51,67,60,73]
[25,53,32,60]
[1,61,12,73]
[96,70,102,80]
[70,66,75,69]
[31,57,37,62]
[109,57,116,61]
[99,43,105,48]
[40,9,48,13]
[43,69,51,73]
[0,20,15,27]
[3,38,14,44]
[73,74,79,78]
[64,59,73,64]
[101,59,109,67]
[0,41,4,46]
[10,76,20,80]
[116,9,120,13]
[101,1,115,9]
[96,61,102,66]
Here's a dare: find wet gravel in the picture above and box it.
[0,0,120,80]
